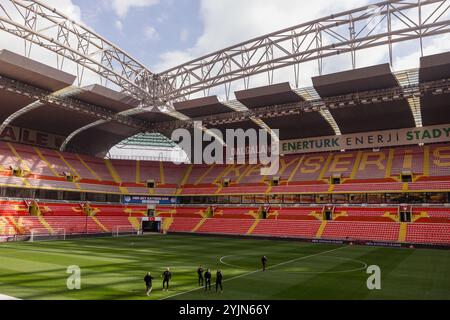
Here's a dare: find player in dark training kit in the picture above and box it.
[144,272,154,296]
[261,256,268,271]
[161,268,172,291]
[197,266,204,286]
[204,268,212,291]
[216,270,223,293]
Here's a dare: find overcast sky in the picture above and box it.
[2,0,450,95]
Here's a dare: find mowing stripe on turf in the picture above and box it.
[160,245,346,300]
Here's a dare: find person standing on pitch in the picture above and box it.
[215,270,223,293]
[261,256,268,271]
[161,268,172,291]
[204,268,212,291]
[144,272,154,296]
[197,265,204,286]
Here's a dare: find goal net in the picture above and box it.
[29,228,66,242]
[113,226,141,237]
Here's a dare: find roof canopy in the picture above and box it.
[313,64,415,134]
[0,50,75,91]
[174,96,233,118]
[420,51,450,126]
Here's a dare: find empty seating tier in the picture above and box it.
[406,223,450,244]
[197,218,255,235]
[251,220,322,239]
[2,142,450,195]
[321,221,400,242]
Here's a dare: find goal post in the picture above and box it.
[113,226,142,237]
[29,228,66,242]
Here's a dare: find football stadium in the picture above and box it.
[0,0,449,303]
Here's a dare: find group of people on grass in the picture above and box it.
[197,267,223,293]
[144,256,268,296]
[144,268,172,296]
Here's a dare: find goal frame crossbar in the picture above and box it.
[112,225,142,237]
[29,228,66,242]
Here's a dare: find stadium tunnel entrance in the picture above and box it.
[141,217,162,233]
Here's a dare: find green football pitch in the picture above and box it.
[0,234,449,300]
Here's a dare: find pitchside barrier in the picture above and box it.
[167,232,450,250]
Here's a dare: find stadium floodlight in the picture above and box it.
[113,226,142,238]
[29,228,66,242]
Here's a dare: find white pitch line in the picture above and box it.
[219,255,246,269]
[0,294,21,300]
[160,246,346,300]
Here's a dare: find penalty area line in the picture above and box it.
[159,245,346,300]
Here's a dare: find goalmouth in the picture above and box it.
[112,226,142,238]
[29,228,66,242]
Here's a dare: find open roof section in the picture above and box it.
[313,64,415,134]
[420,51,450,126]
[174,96,233,118]
[0,49,75,91]
[118,132,176,148]
[74,84,141,113]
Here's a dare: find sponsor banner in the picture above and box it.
[281,124,450,155]
[365,242,402,248]
[0,125,65,149]
[312,239,345,245]
[122,195,178,205]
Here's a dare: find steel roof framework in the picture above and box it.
[149,77,450,133]
[158,0,450,101]
[0,0,449,152]
[0,0,167,103]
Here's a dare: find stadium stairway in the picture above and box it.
[398,223,407,242]
[37,215,54,234]
[246,219,260,235]
[55,151,82,189]
[316,220,327,239]
[135,160,141,184]
[6,216,25,234]
[0,217,15,235]
[92,216,109,232]
[159,162,165,185]
[104,159,129,194]
[191,218,208,232]
[128,217,141,230]
[76,154,102,181]
[162,217,174,232]
[5,143,31,187]
[33,147,61,178]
